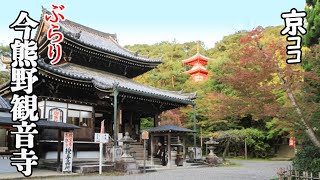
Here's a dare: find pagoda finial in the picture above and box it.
[197,41,200,54]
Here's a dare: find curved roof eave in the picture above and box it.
[37,59,196,105]
[37,7,162,65]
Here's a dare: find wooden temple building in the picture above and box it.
[182,49,210,82]
[0,8,197,160]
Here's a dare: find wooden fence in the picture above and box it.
[277,166,320,180]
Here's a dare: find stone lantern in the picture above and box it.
[118,132,137,162]
[115,132,140,174]
[205,137,219,166]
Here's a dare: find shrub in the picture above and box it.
[293,144,320,172]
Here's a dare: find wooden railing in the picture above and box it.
[277,166,320,180]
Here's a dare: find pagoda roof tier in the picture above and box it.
[182,53,210,66]
[37,59,196,105]
[35,8,162,77]
[185,65,209,75]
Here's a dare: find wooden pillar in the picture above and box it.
[113,89,119,146]
[154,113,161,127]
[150,134,154,165]
[245,138,247,160]
[183,135,186,160]
[167,133,171,167]
[117,107,122,134]
[131,112,138,139]
[129,112,133,135]
[107,114,112,136]
[193,105,197,147]
[57,129,62,171]
[92,108,95,141]
[138,118,141,142]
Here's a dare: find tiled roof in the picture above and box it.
[0,96,11,111]
[182,53,210,64]
[0,114,80,130]
[147,124,195,133]
[40,8,161,64]
[38,59,196,105]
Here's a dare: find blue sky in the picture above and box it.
[0,0,305,48]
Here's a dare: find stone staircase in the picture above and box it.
[271,145,295,161]
[130,142,148,160]
[39,160,115,173]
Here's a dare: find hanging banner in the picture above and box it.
[289,137,295,147]
[62,132,73,172]
[49,108,63,122]
[100,120,105,134]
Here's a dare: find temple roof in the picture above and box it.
[147,124,196,133]
[37,8,162,64]
[0,96,10,111]
[0,114,80,130]
[182,53,210,65]
[38,59,196,105]
[59,20,161,63]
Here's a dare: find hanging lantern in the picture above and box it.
[289,137,295,147]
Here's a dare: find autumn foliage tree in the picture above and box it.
[160,109,186,126]
[125,26,320,149]
[212,27,320,148]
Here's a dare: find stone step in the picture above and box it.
[273,145,294,159]
[130,143,148,160]
[73,164,114,173]
[39,162,115,173]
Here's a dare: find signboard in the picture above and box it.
[142,131,149,140]
[188,147,202,160]
[105,146,122,162]
[289,137,295,147]
[62,132,73,172]
[94,133,109,143]
[49,108,63,122]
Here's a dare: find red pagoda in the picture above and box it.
[182,46,210,82]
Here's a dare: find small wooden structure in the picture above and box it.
[0,112,79,169]
[147,124,195,167]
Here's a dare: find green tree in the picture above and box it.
[304,0,320,46]
[0,72,9,85]
[0,45,10,56]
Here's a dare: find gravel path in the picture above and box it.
[50,160,291,180]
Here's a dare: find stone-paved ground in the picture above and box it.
[50,160,291,180]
